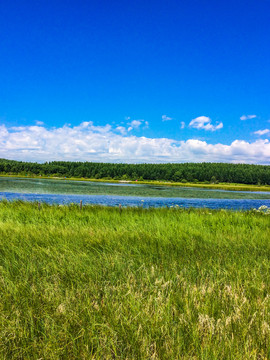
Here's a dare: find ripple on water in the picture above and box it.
[1,192,270,210]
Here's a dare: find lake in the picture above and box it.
[1,177,270,210]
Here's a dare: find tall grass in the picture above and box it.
[0,201,269,359]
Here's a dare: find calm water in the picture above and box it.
[1,177,270,210]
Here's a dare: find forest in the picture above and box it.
[1,158,270,185]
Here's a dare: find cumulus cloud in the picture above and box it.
[180,121,185,129]
[116,126,127,135]
[162,115,173,121]
[0,122,270,164]
[189,116,223,131]
[127,119,148,132]
[254,129,270,136]
[130,120,142,128]
[240,114,257,121]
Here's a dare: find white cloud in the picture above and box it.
[130,120,142,128]
[162,115,173,121]
[0,125,9,138]
[240,115,257,121]
[35,120,44,126]
[254,129,270,136]
[122,119,148,133]
[116,126,127,135]
[180,122,185,129]
[189,116,223,131]
[0,122,270,164]
[127,119,147,132]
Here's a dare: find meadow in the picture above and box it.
[0,201,269,359]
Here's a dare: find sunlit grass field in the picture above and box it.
[0,201,269,359]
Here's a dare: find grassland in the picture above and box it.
[0,201,269,359]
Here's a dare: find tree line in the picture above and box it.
[0,158,270,185]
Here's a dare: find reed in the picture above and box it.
[0,201,269,359]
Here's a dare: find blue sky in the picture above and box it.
[1,0,270,163]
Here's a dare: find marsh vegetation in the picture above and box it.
[0,201,269,359]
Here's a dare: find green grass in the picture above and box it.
[0,201,269,359]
